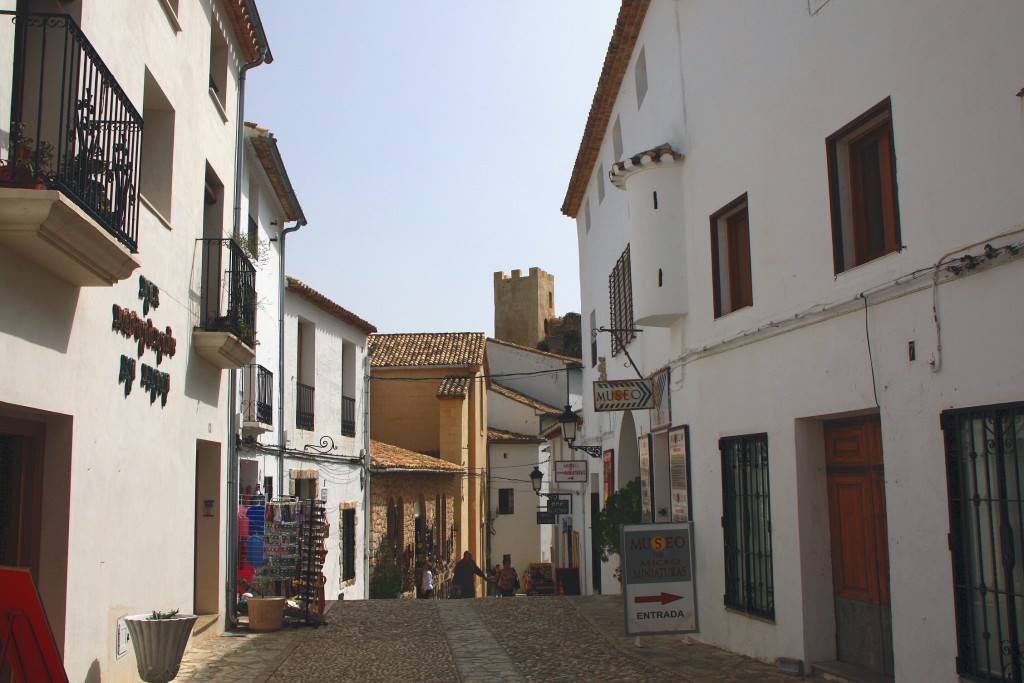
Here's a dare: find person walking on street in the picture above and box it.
[496,555,519,597]
[452,551,486,599]
[420,560,434,599]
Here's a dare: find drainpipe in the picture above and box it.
[362,354,372,598]
[226,38,271,628]
[278,220,305,501]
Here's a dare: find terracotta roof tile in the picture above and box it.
[489,383,562,417]
[609,143,683,189]
[286,277,377,334]
[488,428,545,444]
[369,333,486,368]
[224,0,270,64]
[370,440,464,473]
[487,337,581,363]
[437,376,471,399]
[562,0,651,218]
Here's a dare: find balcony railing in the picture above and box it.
[241,363,273,426]
[1,11,142,252]
[342,395,356,437]
[296,382,314,431]
[198,238,256,348]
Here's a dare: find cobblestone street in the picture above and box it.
[177,595,799,682]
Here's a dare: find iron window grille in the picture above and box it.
[721,433,775,620]
[1,11,143,251]
[342,508,356,581]
[944,402,1024,682]
[296,382,314,431]
[341,395,356,437]
[241,363,273,425]
[608,245,636,356]
[197,238,257,347]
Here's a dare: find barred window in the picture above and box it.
[944,402,1024,682]
[341,507,356,581]
[498,488,514,515]
[721,433,774,620]
[608,245,635,356]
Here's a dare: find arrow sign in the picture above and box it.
[633,592,684,606]
[593,380,655,411]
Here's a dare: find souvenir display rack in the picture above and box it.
[253,500,300,598]
[292,498,327,626]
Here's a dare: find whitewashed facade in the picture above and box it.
[265,277,374,600]
[0,0,271,679]
[486,339,590,592]
[566,1,1024,680]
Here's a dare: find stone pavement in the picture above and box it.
[175,595,802,682]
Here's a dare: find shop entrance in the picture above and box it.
[824,416,894,677]
[0,428,42,577]
[194,440,221,616]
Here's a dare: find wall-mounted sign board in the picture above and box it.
[593,380,655,411]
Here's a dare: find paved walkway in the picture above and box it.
[175,595,801,682]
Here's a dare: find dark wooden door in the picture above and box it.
[825,417,894,677]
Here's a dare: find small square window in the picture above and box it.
[710,194,753,318]
[498,488,514,515]
[827,99,901,273]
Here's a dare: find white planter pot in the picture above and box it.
[123,613,198,683]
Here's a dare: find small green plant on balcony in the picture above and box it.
[1,122,54,184]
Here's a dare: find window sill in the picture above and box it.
[140,194,172,231]
[834,247,903,278]
[209,88,229,123]
[158,0,182,32]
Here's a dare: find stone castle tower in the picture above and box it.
[493,267,555,348]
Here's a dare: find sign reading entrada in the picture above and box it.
[620,523,698,636]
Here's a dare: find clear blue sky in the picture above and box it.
[246,1,621,335]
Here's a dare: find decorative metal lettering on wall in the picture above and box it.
[113,275,176,406]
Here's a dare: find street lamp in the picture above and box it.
[529,466,544,495]
[559,405,603,459]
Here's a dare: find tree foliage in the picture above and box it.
[592,476,642,564]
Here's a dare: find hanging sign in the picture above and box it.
[554,460,587,482]
[547,496,570,515]
[593,379,654,411]
[536,511,556,524]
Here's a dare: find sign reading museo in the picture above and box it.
[593,380,654,412]
[620,522,698,636]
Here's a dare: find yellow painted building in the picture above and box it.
[368,333,489,593]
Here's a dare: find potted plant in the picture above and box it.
[123,609,198,683]
[0,122,54,188]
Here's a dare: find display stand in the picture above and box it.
[253,500,300,599]
[293,498,326,627]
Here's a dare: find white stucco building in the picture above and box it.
[0,0,275,679]
[234,123,375,603]
[485,338,589,593]
[565,1,1024,681]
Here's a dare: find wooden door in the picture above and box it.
[825,417,894,677]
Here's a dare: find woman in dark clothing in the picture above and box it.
[452,551,486,599]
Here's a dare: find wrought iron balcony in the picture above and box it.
[241,363,273,430]
[342,395,356,437]
[193,237,256,369]
[296,382,315,431]
[1,11,142,252]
